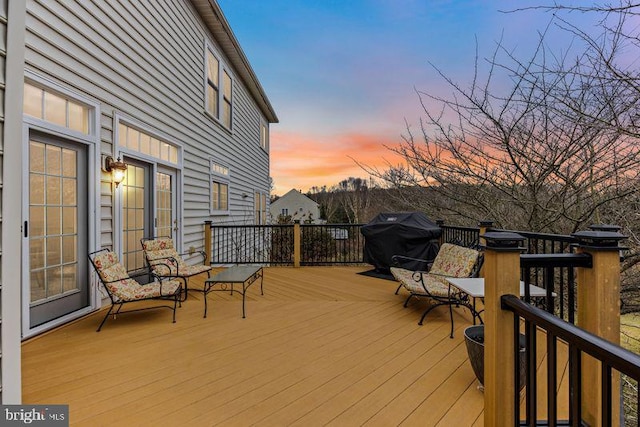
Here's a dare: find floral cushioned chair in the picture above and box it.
[89,248,182,332]
[140,237,212,300]
[390,242,482,338]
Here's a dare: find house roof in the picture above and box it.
[271,189,319,209]
[190,0,279,123]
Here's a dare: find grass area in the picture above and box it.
[621,313,640,354]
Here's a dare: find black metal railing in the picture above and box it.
[210,225,294,265]
[441,225,481,248]
[442,224,581,323]
[503,294,640,426]
[300,224,365,265]
[209,223,365,266]
[519,251,588,324]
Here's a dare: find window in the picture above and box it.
[205,47,233,130]
[222,70,232,128]
[260,121,269,151]
[118,123,179,165]
[210,160,230,213]
[255,191,267,224]
[281,208,288,216]
[23,82,90,134]
[206,50,219,118]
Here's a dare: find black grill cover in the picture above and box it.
[361,212,442,272]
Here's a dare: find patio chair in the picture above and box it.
[89,249,182,332]
[140,237,212,300]
[390,243,482,338]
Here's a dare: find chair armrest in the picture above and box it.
[178,250,208,265]
[154,274,182,296]
[391,255,434,272]
[148,256,182,276]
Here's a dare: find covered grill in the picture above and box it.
[361,212,442,272]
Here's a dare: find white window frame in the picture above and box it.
[210,159,230,215]
[115,114,183,168]
[254,191,268,225]
[204,42,234,131]
[21,71,102,338]
[113,113,184,255]
[260,119,269,152]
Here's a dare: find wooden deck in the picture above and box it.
[22,266,568,426]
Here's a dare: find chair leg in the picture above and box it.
[418,302,446,325]
[172,292,178,323]
[96,305,115,332]
[448,303,454,339]
[179,278,188,302]
[403,294,414,308]
[394,283,403,295]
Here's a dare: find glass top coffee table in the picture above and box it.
[203,265,264,319]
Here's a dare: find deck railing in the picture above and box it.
[442,224,582,323]
[503,294,640,425]
[482,230,635,425]
[206,222,364,266]
[208,224,294,265]
[300,224,365,265]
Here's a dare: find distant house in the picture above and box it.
[0,0,277,401]
[270,189,322,223]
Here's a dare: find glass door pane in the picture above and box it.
[156,171,175,239]
[28,137,88,328]
[121,162,150,271]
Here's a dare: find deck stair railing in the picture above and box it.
[483,229,638,426]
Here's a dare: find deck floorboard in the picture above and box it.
[22,266,567,426]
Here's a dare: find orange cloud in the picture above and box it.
[270,130,406,195]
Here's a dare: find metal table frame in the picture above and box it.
[203,265,264,318]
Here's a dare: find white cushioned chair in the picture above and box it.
[89,248,182,332]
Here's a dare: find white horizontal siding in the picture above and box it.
[24,0,271,252]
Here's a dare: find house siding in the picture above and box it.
[0,0,6,403]
[24,0,271,254]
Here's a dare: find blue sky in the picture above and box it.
[217,1,599,195]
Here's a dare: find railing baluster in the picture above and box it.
[526,319,538,425]
[601,363,612,426]
[514,313,522,425]
[569,345,581,426]
[547,332,558,426]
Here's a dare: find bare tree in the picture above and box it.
[335,177,373,223]
[363,17,640,234]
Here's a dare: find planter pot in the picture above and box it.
[463,325,527,391]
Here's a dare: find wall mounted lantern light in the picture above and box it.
[104,156,127,187]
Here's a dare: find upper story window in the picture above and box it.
[206,47,233,130]
[211,160,230,214]
[222,70,232,128]
[118,123,179,165]
[23,82,90,134]
[206,51,219,118]
[260,121,269,151]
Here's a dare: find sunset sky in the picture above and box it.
[217,1,598,196]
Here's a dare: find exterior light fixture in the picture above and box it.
[105,156,127,187]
